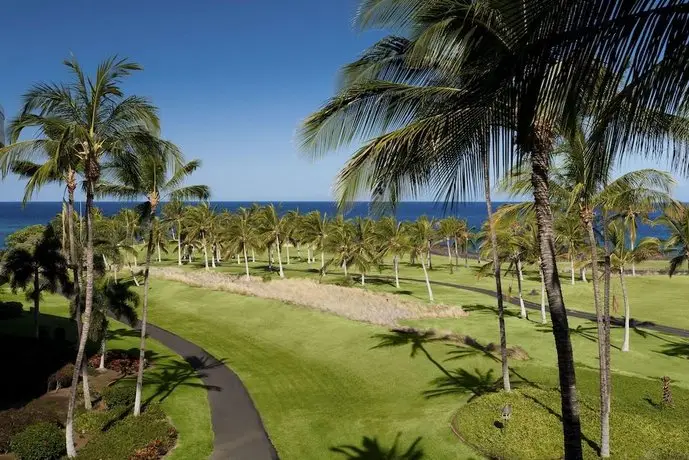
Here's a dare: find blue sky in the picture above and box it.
[1,0,688,202]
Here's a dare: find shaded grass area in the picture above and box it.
[144,278,689,459]
[0,288,213,460]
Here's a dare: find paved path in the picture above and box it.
[389,276,689,338]
[142,322,279,460]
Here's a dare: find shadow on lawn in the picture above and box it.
[143,355,223,404]
[331,434,425,459]
[462,303,522,319]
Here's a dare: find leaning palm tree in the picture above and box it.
[303,210,330,272]
[325,215,355,277]
[224,208,261,280]
[607,221,661,352]
[406,217,435,303]
[185,203,218,270]
[162,200,186,266]
[375,217,410,289]
[656,203,689,277]
[98,154,208,417]
[258,204,287,278]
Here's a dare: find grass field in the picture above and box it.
[0,288,213,460]
[141,277,689,459]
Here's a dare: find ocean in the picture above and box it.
[0,201,665,248]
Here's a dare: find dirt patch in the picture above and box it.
[152,267,467,326]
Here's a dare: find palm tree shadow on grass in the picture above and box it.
[535,323,622,351]
[143,356,223,404]
[331,434,425,459]
[462,303,522,319]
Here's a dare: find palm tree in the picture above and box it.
[303,210,329,273]
[224,208,261,280]
[1,226,70,338]
[607,221,661,352]
[325,215,355,277]
[350,217,377,286]
[438,217,461,273]
[283,210,302,265]
[185,203,217,271]
[375,217,409,289]
[407,217,435,302]
[162,200,186,266]
[656,204,689,277]
[555,212,585,286]
[258,204,287,278]
[98,153,207,416]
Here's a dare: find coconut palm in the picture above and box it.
[350,217,377,286]
[1,226,70,338]
[185,203,218,271]
[607,221,661,352]
[258,204,287,278]
[283,209,302,265]
[325,215,355,277]
[303,210,330,272]
[438,217,461,273]
[406,217,435,302]
[656,204,689,277]
[375,217,410,289]
[555,212,586,286]
[162,200,186,266]
[224,208,261,280]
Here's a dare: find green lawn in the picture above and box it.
[143,278,689,459]
[0,288,213,460]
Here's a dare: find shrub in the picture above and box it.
[0,407,62,452]
[74,406,129,436]
[101,385,136,408]
[10,422,64,460]
[53,363,75,389]
[0,301,23,320]
[129,439,168,460]
[77,412,177,460]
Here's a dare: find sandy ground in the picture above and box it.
[151,267,467,326]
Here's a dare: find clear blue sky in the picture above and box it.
[1,0,687,202]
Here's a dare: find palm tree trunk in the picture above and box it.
[531,141,582,459]
[630,236,636,276]
[427,242,433,269]
[581,266,587,282]
[99,337,106,371]
[483,151,510,393]
[66,171,97,458]
[243,245,250,280]
[394,255,400,289]
[446,238,453,273]
[202,237,209,270]
[32,269,40,339]
[601,212,613,459]
[275,236,285,278]
[252,248,256,263]
[620,267,631,351]
[134,213,156,417]
[342,261,348,276]
[570,254,576,285]
[516,259,527,320]
[177,222,182,266]
[286,244,290,264]
[114,267,118,282]
[540,264,547,324]
[321,250,325,271]
[361,271,365,286]
[157,244,161,263]
[464,238,469,268]
[420,255,434,302]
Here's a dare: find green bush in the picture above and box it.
[74,406,129,436]
[10,422,64,460]
[0,301,23,320]
[0,407,62,453]
[76,412,177,460]
[101,384,136,408]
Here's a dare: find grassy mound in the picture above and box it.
[454,374,689,459]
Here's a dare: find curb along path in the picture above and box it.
[141,321,279,460]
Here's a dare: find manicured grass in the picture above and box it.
[143,278,689,459]
[0,288,213,460]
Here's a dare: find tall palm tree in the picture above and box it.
[99,153,208,416]
[375,217,409,289]
[350,217,377,286]
[607,221,661,352]
[162,200,186,266]
[258,204,287,278]
[283,209,302,265]
[555,212,585,286]
[325,215,355,277]
[224,208,261,280]
[1,226,70,338]
[438,217,461,273]
[185,203,217,271]
[407,217,435,303]
[656,204,689,277]
[303,210,329,272]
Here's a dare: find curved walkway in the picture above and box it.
[141,321,279,460]
[391,275,689,338]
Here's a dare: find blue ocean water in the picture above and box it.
[0,201,665,248]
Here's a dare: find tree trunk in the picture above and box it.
[531,140,582,459]
[134,211,156,417]
[157,244,161,263]
[66,170,97,458]
[570,254,575,285]
[516,258,527,319]
[630,235,636,277]
[177,222,182,266]
[464,238,469,268]
[620,267,631,352]
[361,271,365,286]
[321,251,325,271]
[427,242,433,269]
[601,212,612,459]
[99,338,106,370]
[540,264,547,324]
[275,236,285,278]
[343,261,348,276]
[243,245,250,280]
[483,151,511,393]
[33,268,40,339]
[581,266,587,283]
[286,244,290,265]
[81,362,91,410]
[202,237,209,270]
[420,255,434,302]
[446,238,453,273]
[252,248,256,263]
[394,255,400,289]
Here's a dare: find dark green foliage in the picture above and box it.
[52,363,75,389]
[76,411,177,460]
[333,276,355,287]
[0,408,62,453]
[74,406,129,437]
[0,301,23,319]
[101,384,136,408]
[10,422,64,460]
